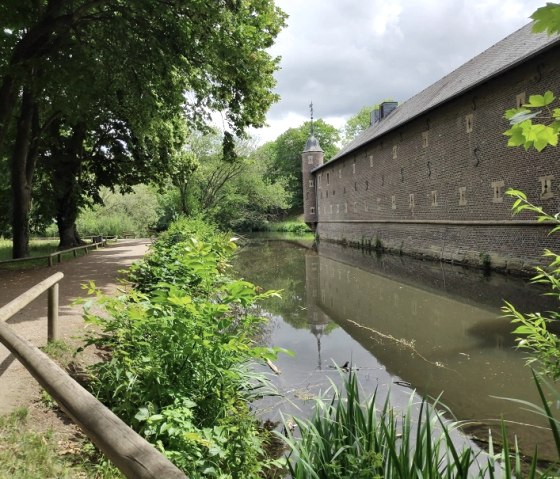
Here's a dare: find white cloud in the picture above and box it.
[252,0,544,144]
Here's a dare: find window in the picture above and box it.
[308,155,314,164]
[369,155,374,167]
[459,186,467,206]
[365,180,369,191]
[516,92,526,108]
[422,131,429,148]
[431,190,438,207]
[339,169,342,179]
[391,195,397,210]
[409,193,415,209]
[318,174,322,187]
[465,114,473,133]
[310,207,315,214]
[539,175,554,199]
[336,204,340,214]
[491,180,505,203]
[392,145,398,159]
[352,161,356,174]
[309,179,314,188]
[326,172,330,185]
[330,204,333,213]
[344,202,348,213]
[354,182,357,191]
[326,190,328,198]
[377,198,381,210]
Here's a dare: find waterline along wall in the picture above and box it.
[302,23,560,274]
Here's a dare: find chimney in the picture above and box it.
[380,101,398,119]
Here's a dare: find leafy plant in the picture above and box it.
[82,217,283,477]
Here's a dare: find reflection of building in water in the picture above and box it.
[304,253,331,370]
[306,246,555,459]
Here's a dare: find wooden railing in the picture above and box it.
[0,273,186,478]
[0,239,109,268]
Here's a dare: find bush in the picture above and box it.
[82,218,283,477]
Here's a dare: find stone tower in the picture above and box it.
[302,103,324,229]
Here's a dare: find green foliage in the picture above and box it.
[284,373,560,478]
[259,220,312,233]
[504,90,560,151]
[83,218,282,477]
[284,374,474,478]
[532,3,560,35]
[75,186,161,237]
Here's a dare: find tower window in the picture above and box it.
[392,145,398,159]
[326,173,330,185]
[422,131,429,148]
[309,179,314,188]
[369,155,374,167]
[310,207,315,214]
[352,161,356,174]
[409,193,415,209]
[391,195,396,210]
[307,155,314,164]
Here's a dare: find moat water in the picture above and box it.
[233,234,559,460]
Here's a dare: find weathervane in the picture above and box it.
[309,101,314,135]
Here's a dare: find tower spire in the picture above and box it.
[309,101,314,136]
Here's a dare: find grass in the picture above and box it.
[0,407,80,479]
[0,239,59,262]
[259,220,312,234]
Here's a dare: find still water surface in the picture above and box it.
[233,235,559,458]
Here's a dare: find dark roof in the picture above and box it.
[304,134,323,152]
[325,22,560,165]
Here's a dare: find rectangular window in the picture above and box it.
[459,186,467,206]
[491,180,505,203]
[336,204,340,214]
[539,175,554,199]
[391,195,396,210]
[352,161,356,174]
[330,204,333,213]
[377,197,381,210]
[369,155,374,167]
[422,131,429,148]
[310,207,315,214]
[339,169,342,179]
[309,179,314,188]
[307,155,314,164]
[392,145,398,159]
[344,202,348,213]
[516,92,526,108]
[326,172,330,185]
[465,114,473,133]
[318,174,322,187]
[409,193,415,209]
[431,190,438,207]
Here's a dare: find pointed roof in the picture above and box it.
[323,22,560,165]
[304,134,323,152]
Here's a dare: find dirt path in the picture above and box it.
[0,239,151,414]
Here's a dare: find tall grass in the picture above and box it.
[282,372,560,478]
[259,220,311,234]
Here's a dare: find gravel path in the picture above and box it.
[0,239,150,414]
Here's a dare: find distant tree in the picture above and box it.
[270,119,340,210]
[342,105,379,144]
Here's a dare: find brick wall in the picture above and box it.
[312,46,560,272]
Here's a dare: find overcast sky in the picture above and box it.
[249,0,545,144]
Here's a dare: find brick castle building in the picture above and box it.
[302,23,560,273]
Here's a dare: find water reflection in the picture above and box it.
[233,237,559,459]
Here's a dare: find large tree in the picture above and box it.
[0,0,286,256]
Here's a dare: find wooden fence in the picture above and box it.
[0,239,109,268]
[0,273,186,478]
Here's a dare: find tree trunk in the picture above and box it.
[11,88,35,259]
[54,123,87,249]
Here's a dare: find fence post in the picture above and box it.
[48,283,59,342]
[48,256,53,267]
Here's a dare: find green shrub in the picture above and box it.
[82,218,283,477]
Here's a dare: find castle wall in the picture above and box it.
[312,45,560,272]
